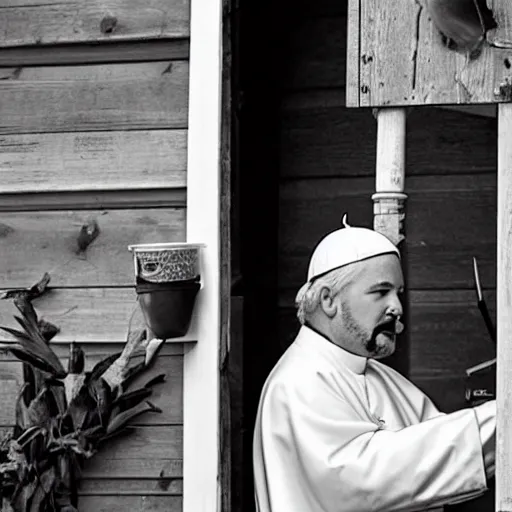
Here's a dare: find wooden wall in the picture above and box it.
[0,2,190,510]
[276,1,497,508]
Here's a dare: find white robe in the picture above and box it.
[253,326,496,512]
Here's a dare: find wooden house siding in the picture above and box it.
[276,8,497,509]
[0,2,190,510]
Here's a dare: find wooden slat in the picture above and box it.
[0,427,183,483]
[0,130,186,193]
[230,297,244,512]
[0,208,185,287]
[79,478,183,495]
[408,290,496,379]
[76,495,181,512]
[0,342,185,359]
[0,189,187,212]
[0,348,183,426]
[278,174,496,290]
[0,288,190,343]
[280,105,497,178]
[0,0,189,48]
[281,16,346,91]
[0,61,189,135]
[276,0,346,17]
[282,88,498,118]
[85,425,182,477]
[345,1,359,107]
[0,40,189,67]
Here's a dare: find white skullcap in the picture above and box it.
[307,214,400,282]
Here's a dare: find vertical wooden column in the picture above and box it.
[496,103,512,511]
[183,0,223,509]
[372,108,407,246]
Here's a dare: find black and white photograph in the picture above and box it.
[0,0,509,511]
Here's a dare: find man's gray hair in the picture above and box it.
[295,263,363,324]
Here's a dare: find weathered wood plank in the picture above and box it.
[0,341,184,360]
[278,174,496,290]
[0,0,190,48]
[0,427,181,478]
[0,348,183,426]
[408,290,496,379]
[353,0,512,106]
[85,426,183,478]
[0,130,186,193]
[0,189,187,212]
[0,288,184,344]
[280,105,497,178]
[0,426,183,480]
[85,457,182,480]
[281,16,348,90]
[230,297,244,512]
[79,478,183,495]
[0,61,189,135]
[346,2,359,106]
[496,101,512,511]
[0,40,189,67]
[76,495,182,512]
[281,16,346,91]
[0,209,185,287]
[277,0,346,17]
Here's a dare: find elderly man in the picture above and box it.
[253,219,496,512]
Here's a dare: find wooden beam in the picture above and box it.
[0,40,189,67]
[182,0,223,510]
[496,103,512,511]
[346,0,359,107]
[219,0,234,510]
[0,189,186,212]
[76,495,182,511]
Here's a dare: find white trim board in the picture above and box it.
[183,0,223,509]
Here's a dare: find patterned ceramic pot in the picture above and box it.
[128,243,205,283]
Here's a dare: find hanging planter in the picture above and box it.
[128,243,205,339]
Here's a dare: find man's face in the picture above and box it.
[335,254,404,359]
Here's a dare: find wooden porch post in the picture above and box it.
[496,103,512,511]
[372,108,407,247]
[183,0,224,509]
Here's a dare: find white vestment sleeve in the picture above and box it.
[473,399,496,480]
[258,378,490,512]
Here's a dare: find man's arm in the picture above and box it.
[258,380,495,512]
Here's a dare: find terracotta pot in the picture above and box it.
[136,280,200,339]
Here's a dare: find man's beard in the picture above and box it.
[341,303,397,358]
